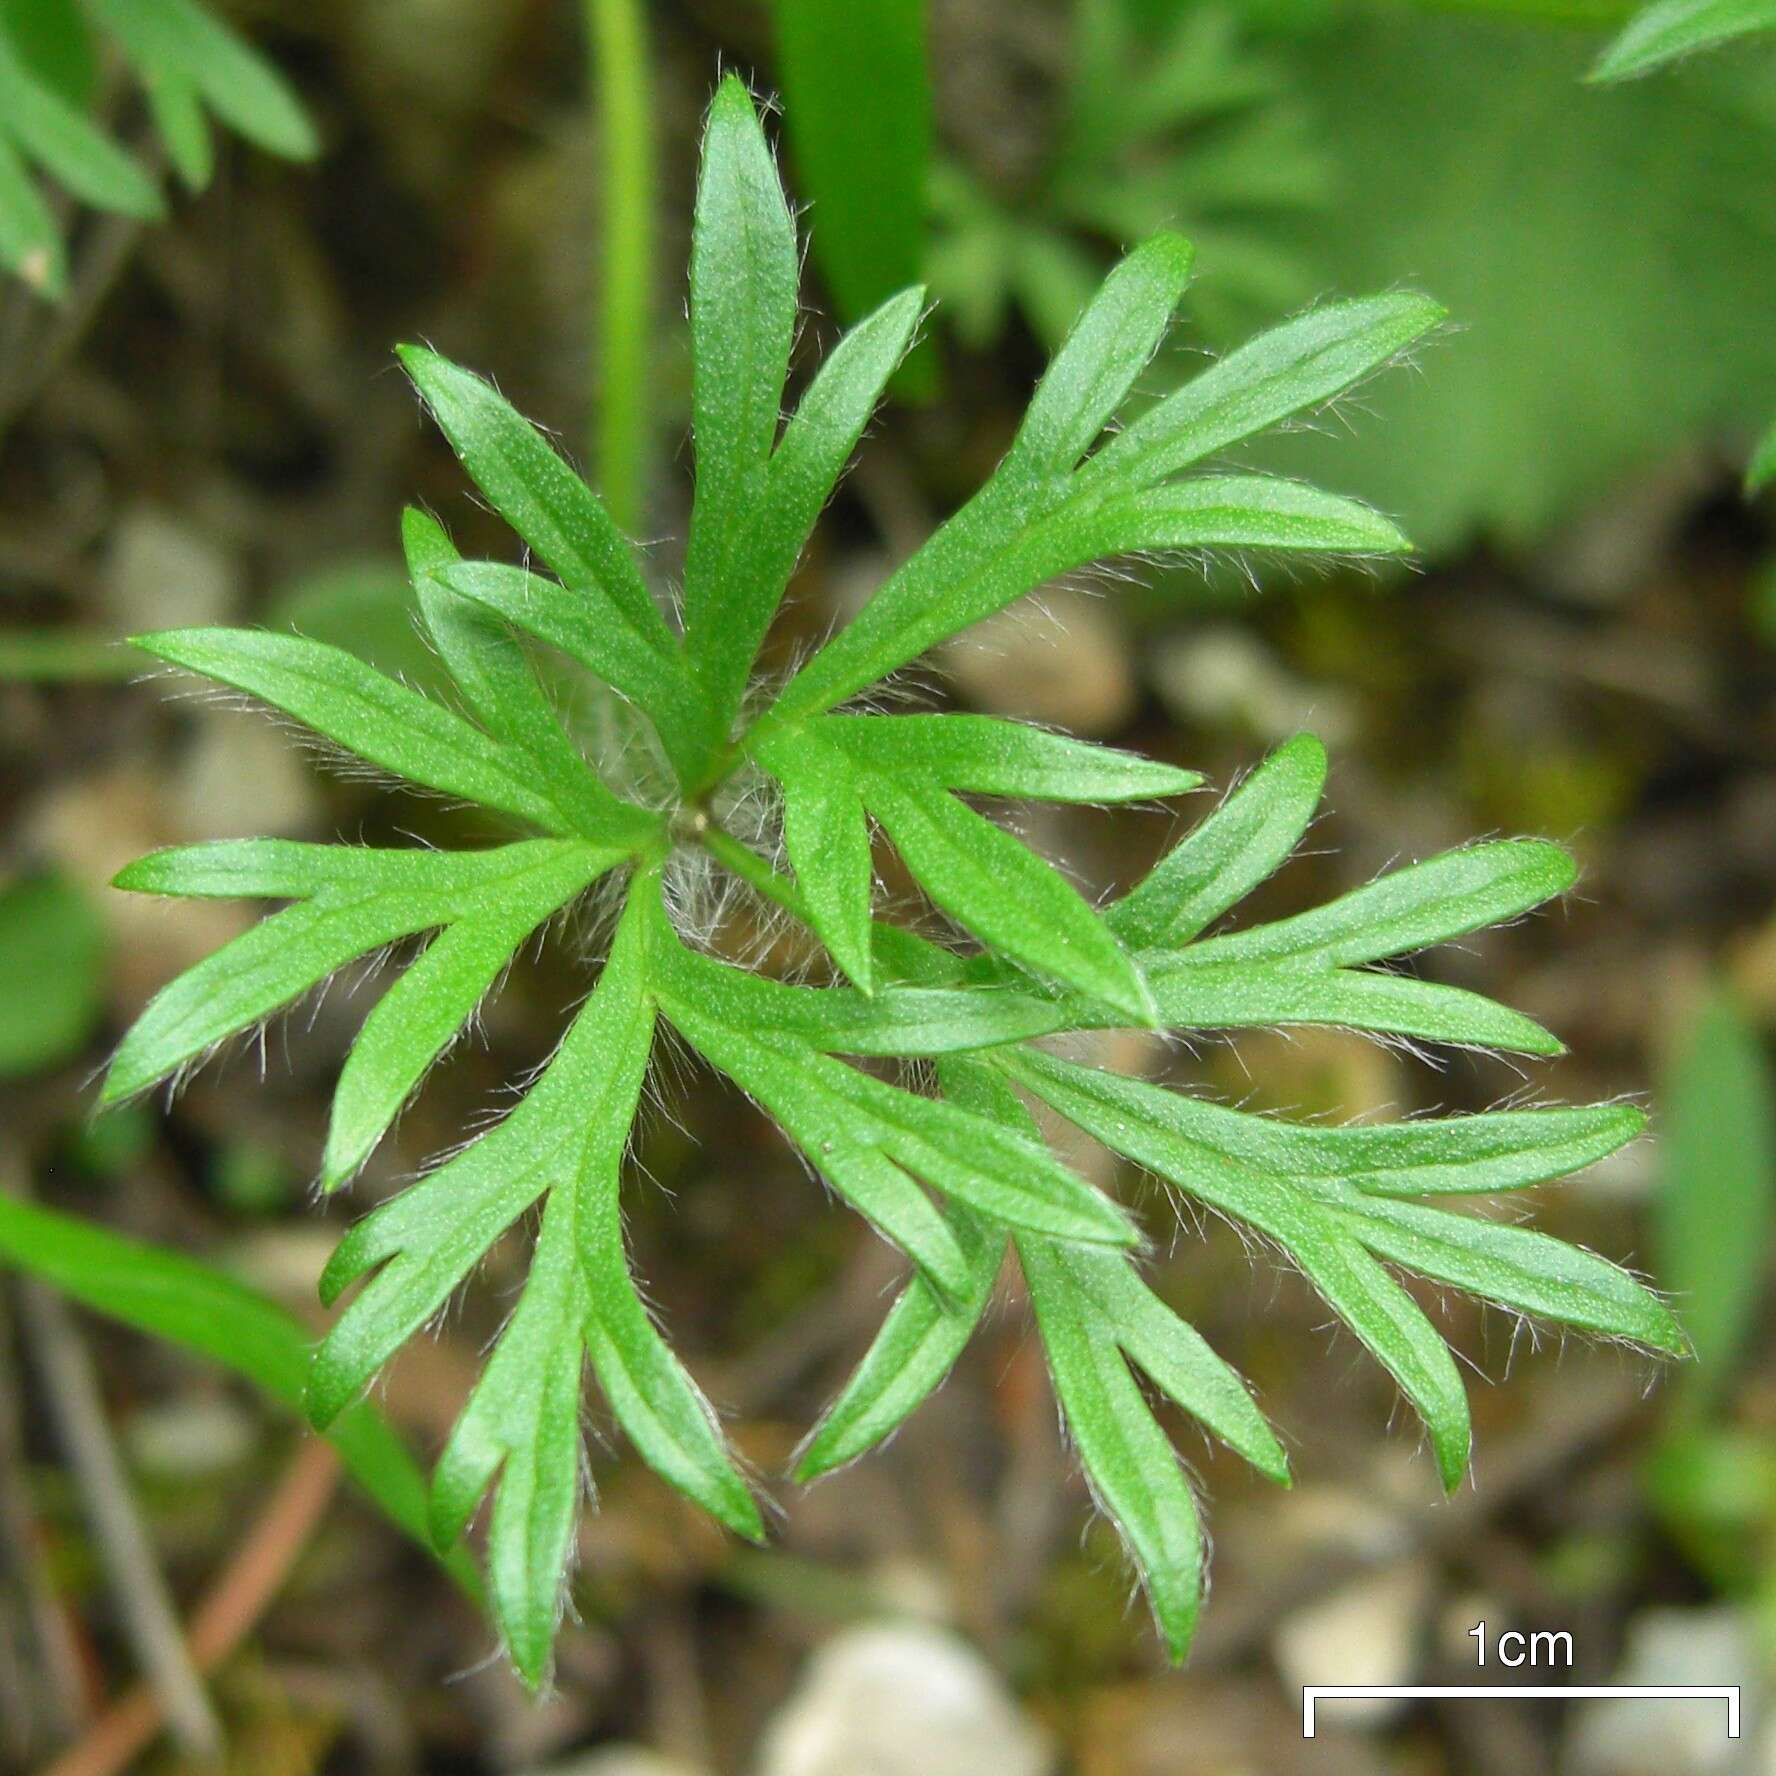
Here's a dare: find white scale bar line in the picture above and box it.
[1303,1685,1741,1740]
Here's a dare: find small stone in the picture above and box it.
[1566,1606,1759,1776]
[757,1622,1052,1776]
[174,709,319,841]
[518,1752,709,1776]
[938,587,1136,735]
[1151,627,1355,746]
[124,1396,257,1480]
[1271,1484,1416,1565]
[102,505,238,634]
[24,766,253,1016]
[1272,1560,1432,1730]
[226,1227,341,1305]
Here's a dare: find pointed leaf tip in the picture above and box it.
[714,70,755,106]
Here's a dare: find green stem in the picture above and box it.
[700,824,809,924]
[584,0,653,537]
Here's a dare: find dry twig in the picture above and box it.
[37,1435,342,1776]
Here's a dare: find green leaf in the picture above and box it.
[794,1199,1000,1479]
[1101,1088,1654,1353]
[1748,416,1776,494]
[427,1186,585,1685]
[859,765,1157,1023]
[309,882,656,1430]
[325,882,758,1688]
[757,715,1186,1008]
[1174,1099,1649,1199]
[578,1172,764,1541]
[1,0,95,102]
[1025,1049,1470,1491]
[1109,733,1327,948]
[791,1055,1011,1479]
[0,19,161,216]
[797,1042,1289,1573]
[1341,1191,1683,1353]
[937,811,1570,1053]
[427,1113,760,1690]
[664,1016,970,1298]
[653,939,1060,1056]
[1021,1228,1206,1657]
[1590,0,1776,81]
[1083,294,1445,492]
[401,509,626,837]
[141,63,212,188]
[0,127,63,295]
[0,872,104,1077]
[681,77,798,722]
[396,349,704,779]
[1659,990,1776,1405]
[1051,1237,1287,1482]
[1067,476,1410,557]
[1181,840,1577,969]
[690,286,925,744]
[1261,16,1776,552]
[1112,833,1579,1056]
[752,723,877,992]
[1284,1227,1473,1494]
[133,627,642,840]
[831,761,1571,1057]
[764,288,925,553]
[435,561,709,780]
[767,279,1434,721]
[0,1192,476,1596]
[1002,231,1195,481]
[921,1063,1259,1666]
[821,713,1201,802]
[321,902,573,1192]
[1013,1051,1670,1487]
[106,839,618,1107]
[764,480,1261,721]
[1145,957,1564,1055]
[658,970,1137,1274]
[398,347,661,635]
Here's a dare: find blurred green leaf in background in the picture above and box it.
[0,1193,479,1595]
[270,556,454,701]
[0,872,104,1078]
[776,0,935,394]
[1645,986,1776,1635]
[1257,13,1776,554]
[1659,988,1776,1412]
[928,0,1326,355]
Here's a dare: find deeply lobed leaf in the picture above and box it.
[765,268,1437,724]
[133,628,654,844]
[1010,1049,1676,1493]
[105,840,621,1116]
[97,79,1677,1685]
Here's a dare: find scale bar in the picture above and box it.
[1303,1685,1740,1739]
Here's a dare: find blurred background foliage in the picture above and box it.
[2,0,1776,1772]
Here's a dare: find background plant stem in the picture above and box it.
[584,0,653,537]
